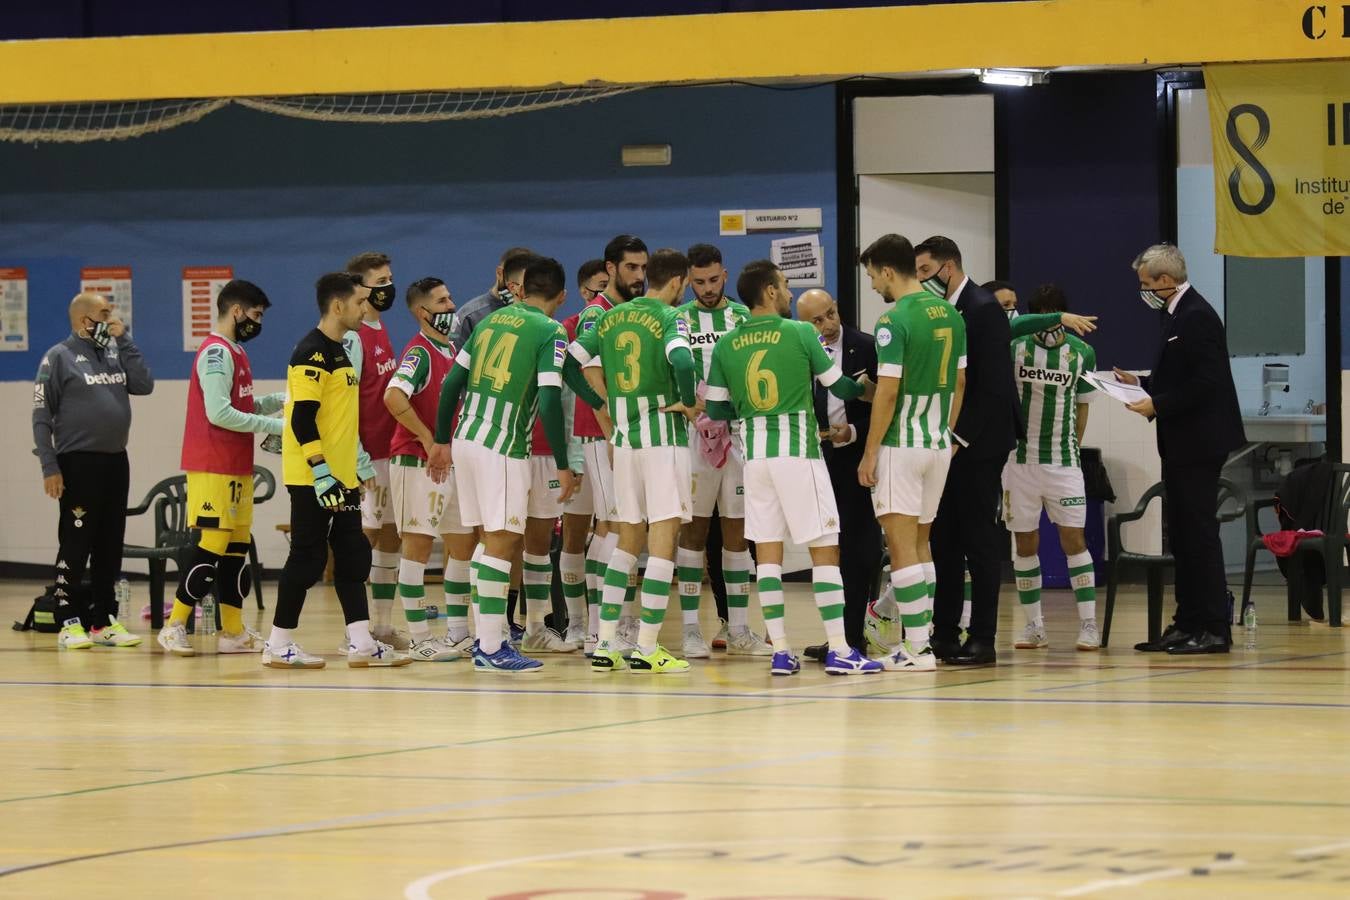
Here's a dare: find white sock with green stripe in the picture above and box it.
[1066,551,1097,620]
[813,565,849,653]
[1014,554,1043,626]
[599,548,636,646]
[891,564,930,653]
[921,561,936,604]
[676,547,703,627]
[397,558,430,638]
[636,557,674,654]
[370,550,398,631]
[522,553,552,633]
[469,542,484,636]
[559,551,586,632]
[585,533,612,634]
[443,557,471,642]
[476,554,511,655]
[756,563,788,651]
[723,548,753,632]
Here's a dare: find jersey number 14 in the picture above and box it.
[470,331,518,391]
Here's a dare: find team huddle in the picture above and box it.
[146,231,1102,675]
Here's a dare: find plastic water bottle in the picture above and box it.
[424,604,439,620]
[115,577,131,623]
[201,591,218,636]
[1243,603,1257,650]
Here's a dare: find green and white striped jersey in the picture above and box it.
[875,291,968,450]
[569,295,691,449]
[1012,331,1096,466]
[453,302,568,459]
[706,316,840,460]
[675,297,750,382]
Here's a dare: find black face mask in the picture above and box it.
[235,314,262,343]
[366,282,396,312]
[84,317,112,348]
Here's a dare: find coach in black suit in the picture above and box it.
[797,289,882,657]
[1115,244,1245,654]
[915,237,1022,666]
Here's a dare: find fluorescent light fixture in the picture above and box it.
[978,68,1049,87]
[621,144,672,167]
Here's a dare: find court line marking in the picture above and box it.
[1292,839,1350,857]
[1056,857,1246,896]
[1032,651,1347,693]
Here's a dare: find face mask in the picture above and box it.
[1139,289,1169,310]
[1037,325,1066,348]
[428,310,454,336]
[921,264,948,298]
[235,314,262,343]
[85,318,111,348]
[1006,308,1018,321]
[497,288,515,303]
[365,282,396,312]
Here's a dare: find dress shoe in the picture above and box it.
[1134,624,1191,653]
[1164,631,1230,655]
[946,638,996,666]
[930,636,963,662]
[803,643,827,662]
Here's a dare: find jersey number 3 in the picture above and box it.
[614,330,642,392]
[470,330,518,391]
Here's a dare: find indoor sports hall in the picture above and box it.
[1,2,1348,898]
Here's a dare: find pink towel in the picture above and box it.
[696,413,731,469]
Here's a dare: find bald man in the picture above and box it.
[796,289,882,660]
[32,293,154,649]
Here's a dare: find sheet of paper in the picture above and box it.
[1083,370,1150,405]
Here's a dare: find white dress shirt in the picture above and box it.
[823,334,856,447]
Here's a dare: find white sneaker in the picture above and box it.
[864,594,901,654]
[563,621,587,646]
[58,621,92,650]
[1014,622,1049,649]
[373,627,411,651]
[347,640,412,668]
[522,627,580,653]
[612,620,639,655]
[217,627,265,654]
[91,621,141,648]
[444,634,475,657]
[726,628,774,656]
[157,623,195,656]
[711,618,729,650]
[682,625,711,659]
[263,640,325,669]
[877,643,938,672]
[1076,618,1101,651]
[409,636,461,662]
[584,633,599,656]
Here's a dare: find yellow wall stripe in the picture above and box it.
[1,0,1346,104]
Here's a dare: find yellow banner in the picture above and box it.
[1207,61,1350,257]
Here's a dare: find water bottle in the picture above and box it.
[424,604,439,620]
[115,577,131,623]
[201,591,218,636]
[1243,603,1257,650]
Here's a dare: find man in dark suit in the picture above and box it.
[795,290,882,660]
[1115,244,1245,654]
[915,236,1022,666]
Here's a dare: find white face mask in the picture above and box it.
[1139,289,1169,311]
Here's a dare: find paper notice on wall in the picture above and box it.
[770,235,824,288]
[182,266,233,352]
[80,266,133,333]
[0,267,29,352]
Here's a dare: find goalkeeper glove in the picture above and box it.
[311,461,343,510]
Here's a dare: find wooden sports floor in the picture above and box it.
[1,578,1348,899]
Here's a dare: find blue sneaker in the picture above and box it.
[824,647,883,676]
[770,650,801,676]
[473,641,543,673]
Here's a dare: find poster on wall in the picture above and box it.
[80,266,133,332]
[182,266,233,352]
[770,235,825,288]
[720,208,823,236]
[0,267,29,352]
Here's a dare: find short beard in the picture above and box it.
[619,279,645,300]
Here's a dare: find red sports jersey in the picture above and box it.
[565,296,614,440]
[181,334,255,476]
[357,320,398,459]
[388,332,455,460]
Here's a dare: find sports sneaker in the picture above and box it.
[444,634,475,657]
[711,618,729,650]
[771,650,801,676]
[682,625,711,659]
[522,627,579,653]
[473,641,543,673]
[348,640,412,667]
[372,627,411,651]
[563,621,587,646]
[584,633,599,657]
[629,645,691,674]
[877,642,937,672]
[58,620,92,650]
[1076,618,1101,651]
[91,621,141,648]
[408,636,461,662]
[864,597,900,653]
[508,621,526,647]
[157,623,195,656]
[590,644,628,672]
[726,628,774,656]
[824,647,884,675]
[1015,622,1049,649]
[611,622,638,656]
[217,627,265,654]
[263,640,325,669]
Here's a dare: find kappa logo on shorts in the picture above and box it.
[202,502,215,512]
[409,517,420,527]
[508,516,522,526]
[1060,496,1087,507]
[826,517,837,529]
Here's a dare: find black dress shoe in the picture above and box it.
[803,643,827,662]
[930,637,963,662]
[947,638,997,666]
[1165,631,1230,655]
[1134,624,1191,652]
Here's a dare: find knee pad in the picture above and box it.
[218,545,250,608]
[178,547,222,603]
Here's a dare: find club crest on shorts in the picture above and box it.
[72,507,86,528]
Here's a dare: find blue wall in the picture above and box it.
[0,85,837,380]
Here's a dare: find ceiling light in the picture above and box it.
[621,144,671,167]
[977,68,1049,87]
